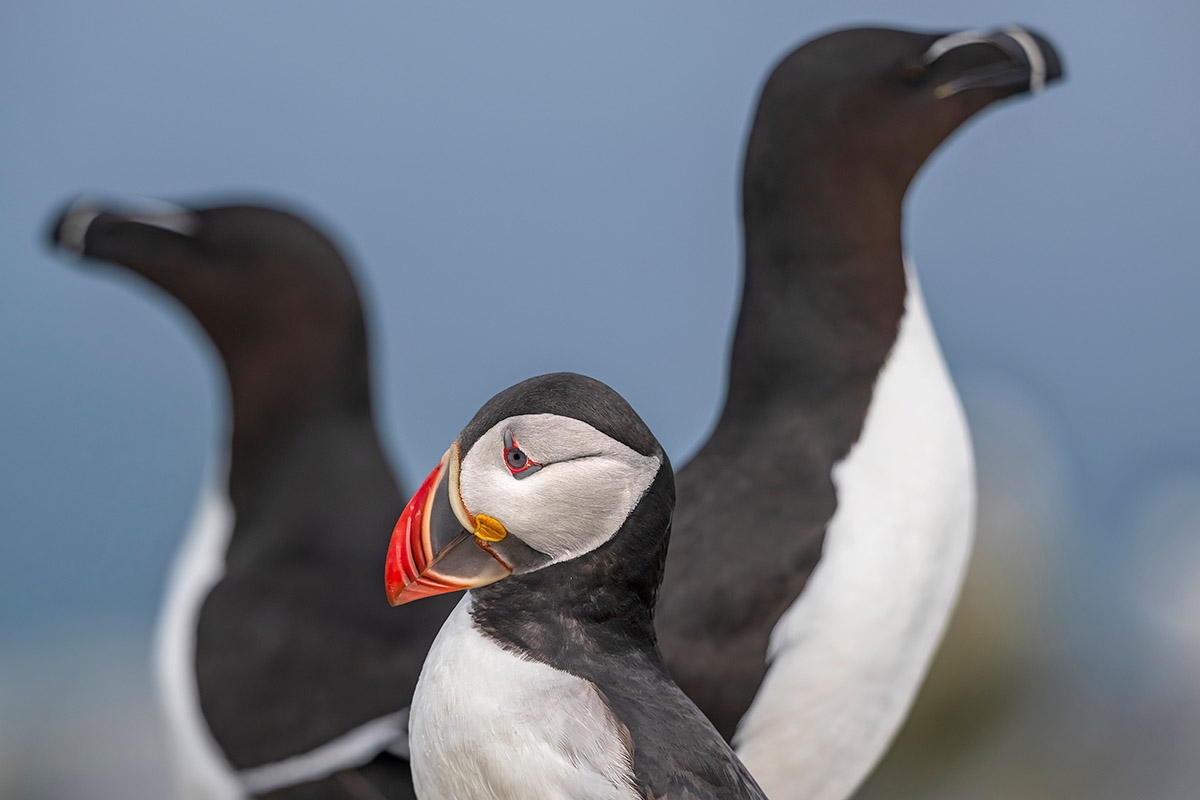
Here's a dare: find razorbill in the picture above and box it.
[49,199,459,798]
[652,25,1064,800]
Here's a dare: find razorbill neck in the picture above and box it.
[49,199,459,798]
[384,372,767,800]
[651,25,1064,800]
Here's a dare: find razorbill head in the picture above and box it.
[652,25,1064,800]
[49,200,372,451]
[739,26,1063,216]
[48,198,454,799]
[386,372,766,800]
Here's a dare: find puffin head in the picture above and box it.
[746,25,1064,197]
[47,198,371,433]
[386,372,669,606]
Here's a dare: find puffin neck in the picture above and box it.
[724,137,908,418]
[469,463,674,674]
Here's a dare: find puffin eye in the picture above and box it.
[502,430,542,480]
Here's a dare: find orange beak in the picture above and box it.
[385,446,513,606]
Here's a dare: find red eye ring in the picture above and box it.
[503,430,543,478]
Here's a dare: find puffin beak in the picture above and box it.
[385,445,513,606]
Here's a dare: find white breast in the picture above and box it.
[734,266,976,800]
[153,475,244,799]
[410,597,640,800]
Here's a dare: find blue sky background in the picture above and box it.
[7,0,1198,632]
[1,2,1199,795]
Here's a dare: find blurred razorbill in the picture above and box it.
[50,201,452,798]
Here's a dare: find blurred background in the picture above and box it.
[2,1,1198,798]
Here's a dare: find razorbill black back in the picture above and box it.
[651,25,1064,800]
[49,199,459,798]
[384,372,766,800]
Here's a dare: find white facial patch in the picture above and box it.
[457,414,661,567]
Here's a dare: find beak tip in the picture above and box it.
[388,580,460,606]
[384,577,402,607]
[1035,33,1065,83]
[1008,25,1066,88]
[47,197,104,257]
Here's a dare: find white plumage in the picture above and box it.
[154,477,243,800]
[410,597,640,800]
[735,265,976,800]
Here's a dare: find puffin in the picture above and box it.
[652,25,1063,800]
[384,372,767,800]
[49,199,458,798]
